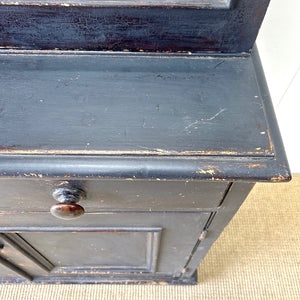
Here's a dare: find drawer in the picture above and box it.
[0,179,229,214]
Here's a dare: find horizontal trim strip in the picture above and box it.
[0,227,163,232]
[0,47,290,182]
[0,50,250,57]
[0,154,290,182]
[0,0,231,9]
[0,149,274,157]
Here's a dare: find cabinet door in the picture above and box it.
[0,212,210,283]
[0,234,52,283]
[21,228,162,276]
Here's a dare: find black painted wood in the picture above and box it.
[0,213,210,282]
[0,233,54,272]
[0,1,291,284]
[0,50,290,182]
[0,179,229,213]
[1,0,232,9]
[180,182,255,279]
[0,256,33,281]
[0,233,52,281]
[0,53,271,157]
[0,0,269,52]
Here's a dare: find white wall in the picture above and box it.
[257,0,300,173]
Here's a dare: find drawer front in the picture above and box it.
[0,179,229,213]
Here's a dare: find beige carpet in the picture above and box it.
[0,176,299,299]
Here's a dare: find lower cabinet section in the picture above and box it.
[0,212,211,284]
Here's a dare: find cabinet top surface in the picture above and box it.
[0,52,272,157]
[0,51,290,181]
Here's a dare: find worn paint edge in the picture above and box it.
[0,149,274,157]
[0,0,231,9]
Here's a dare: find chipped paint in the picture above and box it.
[248,163,267,168]
[57,181,70,186]
[266,129,274,153]
[270,175,289,182]
[197,169,215,176]
[0,148,274,157]
[0,0,232,8]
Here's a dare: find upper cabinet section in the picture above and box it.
[0,0,270,52]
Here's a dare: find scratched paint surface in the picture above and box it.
[0,53,272,157]
[0,0,230,8]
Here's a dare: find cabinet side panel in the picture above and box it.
[180,182,254,279]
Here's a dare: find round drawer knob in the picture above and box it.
[50,187,86,220]
[50,203,84,220]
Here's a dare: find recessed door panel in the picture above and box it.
[20,228,161,274]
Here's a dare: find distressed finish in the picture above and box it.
[0,48,290,283]
[0,0,269,52]
[0,50,290,182]
[0,180,229,212]
[0,53,271,156]
[0,0,232,9]
[0,0,291,284]
[0,53,274,157]
[0,214,210,283]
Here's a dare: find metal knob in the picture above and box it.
[50,187,86,220]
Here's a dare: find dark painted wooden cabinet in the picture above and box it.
[0,0,290,284]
